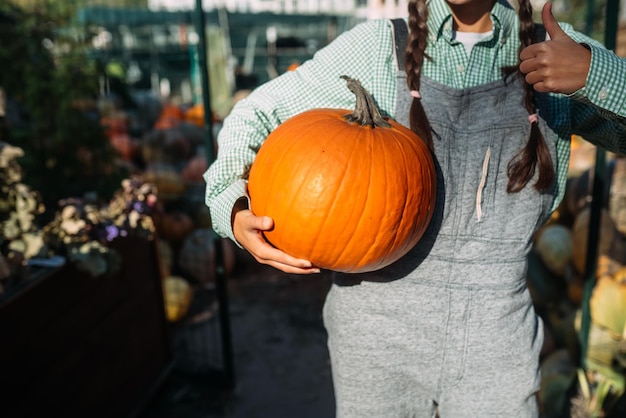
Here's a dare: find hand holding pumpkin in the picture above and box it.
[233,208,321,274]
[519,2,591,95]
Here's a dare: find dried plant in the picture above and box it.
[1,142,159,294]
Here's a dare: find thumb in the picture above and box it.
[542,2,567,40]
[258,216,274,231]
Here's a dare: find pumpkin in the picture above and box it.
[590,276,626,338]
[153,211,194,244]
[538,350,577,417]
[534,224,573,277]
[143,163,186,201]
[109,132,139,161]
[163,276,193,322]
[154,104,184,130]
[181,155,208,183]
[184,104,205,127]
[247,76,436,273]
[589,264,626,363]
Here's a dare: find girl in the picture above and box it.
[204,0,626,416]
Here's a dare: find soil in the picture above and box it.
[142,248,336,418]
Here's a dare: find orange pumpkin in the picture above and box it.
[184,104,205,127]
[109,132,139,161]
[153,211,194,244]
[181,155,208,183]
[247,76,436,273]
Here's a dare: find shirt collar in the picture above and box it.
[427,0,515,44]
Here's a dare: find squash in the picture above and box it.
[143,163,186,201]
[153,211,194,244]
[590,276,626,338]
[587,276,626,366]
[184,104,205,127]
[247,76,436,273]
[534,224,573,277]
[538,349,577,417]
[163,276,193,322]
[180,155,208,183]
[109,132,139,161]
[154,104,184,130]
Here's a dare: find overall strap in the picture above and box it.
[390,18,408,71]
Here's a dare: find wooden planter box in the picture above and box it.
[0,237,172,417]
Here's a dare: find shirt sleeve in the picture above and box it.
[203,19,394,243]
[563,25,626,152]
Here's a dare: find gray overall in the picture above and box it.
[322,20,558,417]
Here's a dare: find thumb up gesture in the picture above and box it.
[519,2,591,94]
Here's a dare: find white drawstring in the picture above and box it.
[476,147,491,222]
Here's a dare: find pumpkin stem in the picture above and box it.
[341,75,391,128]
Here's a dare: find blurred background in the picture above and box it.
[2,1,626,417]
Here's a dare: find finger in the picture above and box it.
[255,248,321,274]
[519,56,538,74]
[542,2,568,40]
[523,71,544,88]
[248,214,274,231]
[519,44,536,61]
[266,260,321,275]
[529,81,550,93]
[256,244,316,269]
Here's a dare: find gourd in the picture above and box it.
[247,76,436,273]
[154,104,184,130]
[534,224,573,277]
[143,163,186,201]
[590,274,626,339]
[153,211,194,244]
[538,349,577,417]
[163,276,193,322]
[181,155,208,183]
[587,276,626,369]
[184,104,206,127]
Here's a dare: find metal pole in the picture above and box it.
[579,0,620,369]
[194,0,235,390]
[194,0,215,157]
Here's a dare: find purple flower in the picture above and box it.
[105,225,120,241]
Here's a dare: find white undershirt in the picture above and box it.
[453,30,493,55]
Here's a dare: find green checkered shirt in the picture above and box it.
[204,0,626,243]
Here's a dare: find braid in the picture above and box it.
[405,0,433,152]
[506,0,555,193]
[406,0,554,193]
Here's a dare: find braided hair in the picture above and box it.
[404,0,555,193]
